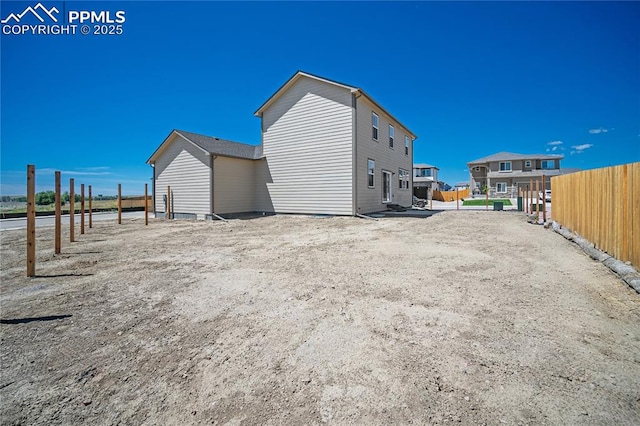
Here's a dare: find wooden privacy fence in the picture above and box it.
[120,195,153,209]
[552,162,639,270]
[433,188,470,202]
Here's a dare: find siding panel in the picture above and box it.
[356,97,414,214]
[262,76,353,215]
[154,135,210,216]
[213,156,256,214]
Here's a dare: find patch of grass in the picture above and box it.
[462,199,512,206]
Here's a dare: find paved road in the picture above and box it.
[0,211,146,231]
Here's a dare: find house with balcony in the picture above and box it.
[413,164,446,199]
[467,152,564,198]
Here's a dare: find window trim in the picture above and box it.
[524,160,532,168]
[398,169,409,190]
[404,135,409,155]
[496,182,507,193]
[367,159,375,188]
[389,125,394,149]
[372,112,379,141]
[499,161,512,172]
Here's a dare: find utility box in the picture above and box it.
[493,201,504,211]
[517,196,523,211]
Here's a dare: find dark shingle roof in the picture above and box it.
[175,129,262,160]
[467,152,564,165]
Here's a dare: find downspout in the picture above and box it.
[151,163,156,216]
[352,91,362,216]
[210,154,215,218]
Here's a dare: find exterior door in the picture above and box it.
[382,171,392,203]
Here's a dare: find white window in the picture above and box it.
[404,136,409,155]
[398,169,409,190]
[474,166,481,172]
[389,125,394,148]
[496,182,507,193]
[372,113,379,141]
[541,160,554,169]
[499,161,512,172]
[524,160,532,168]
[368,159,375,187]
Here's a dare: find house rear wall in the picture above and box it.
[154,134,211,217]
[261,76,354,215]
[213,156,256,214]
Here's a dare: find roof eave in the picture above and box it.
[355,89,418,140]
[146,129,211,164]
[254,70,357,117]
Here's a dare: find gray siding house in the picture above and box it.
[467,152,564,198]
[147,71,417,218]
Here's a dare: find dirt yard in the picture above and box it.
[1,212,639,425]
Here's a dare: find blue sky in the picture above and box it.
[1,1,639,195]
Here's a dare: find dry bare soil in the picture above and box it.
[1,212,639,425]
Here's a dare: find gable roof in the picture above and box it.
[467,152,564,165]
[147,129,262,164]
[254,70,417,139]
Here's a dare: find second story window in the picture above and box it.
[541,160,555,169]
[524,160,532,168]
[372,113,379,141]
[404,136,409,155]
[389,125,394,148]
[499,161,512,172]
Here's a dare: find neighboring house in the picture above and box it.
[413,163,441,199]
[454,181,470,190]
[467,152,565,198]
[147,71,417,218]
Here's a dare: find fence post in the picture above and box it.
[117,184,122,224]
[144,183,149,225]
[26,165,36,277]
[70,178,75,242]
[456,187,459,210]
[542,175,547,222]
[622,164,629,261]
[535,179,540,218]
[167,185,171,219]
[88,185,93,228]
[485,189,488,211]
[55,171,61,254]
[80,184,85,234]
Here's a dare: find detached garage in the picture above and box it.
[146,129,268,219]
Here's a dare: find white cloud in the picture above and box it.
[77,166,110,172]
[552,146,557,151]
[546,148,550,152]
[588,128,608,134]
[570,143,594,154]
[547,140,563,146]
[38,168,112,176]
